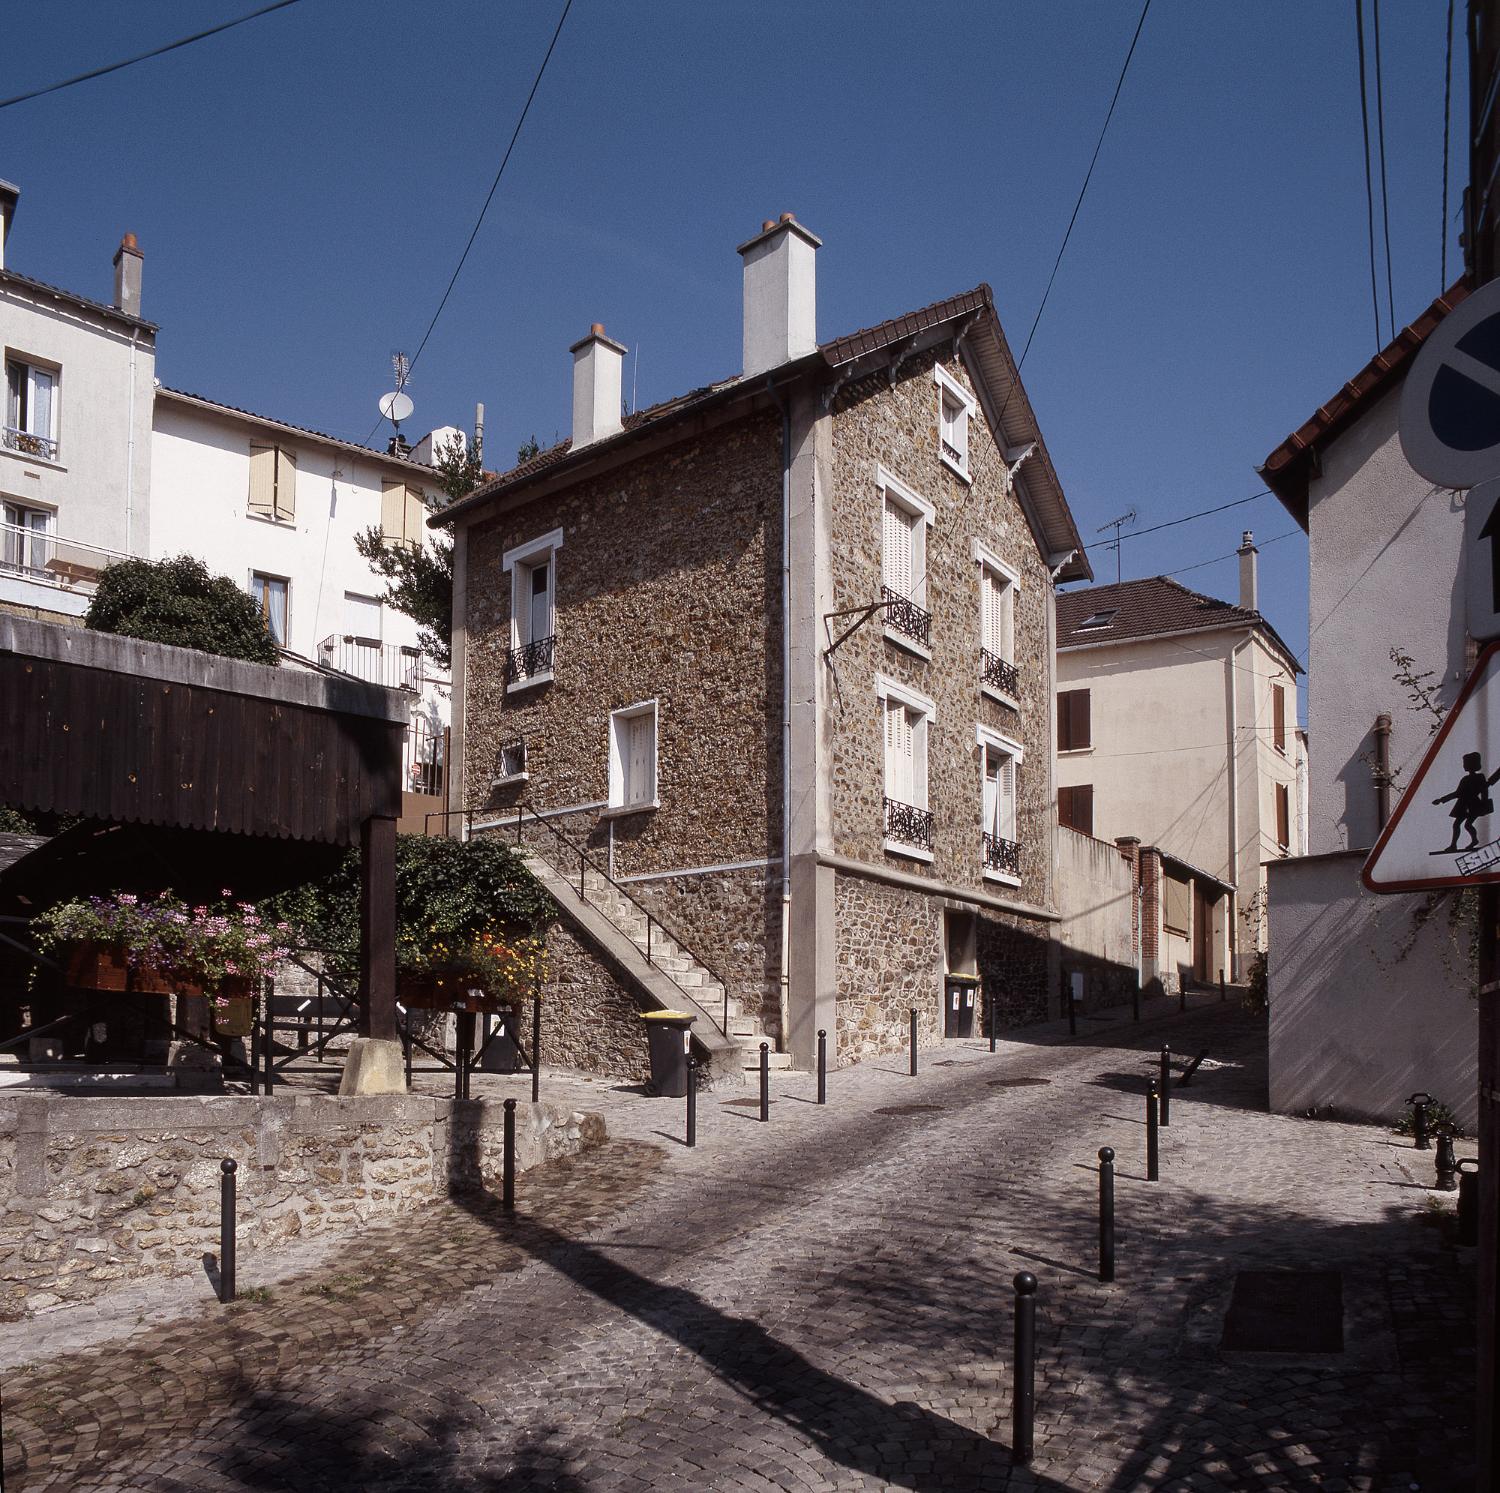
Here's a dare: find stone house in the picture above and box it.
[1259,283,1478,1128]
[1053,564,1305,984]
[439,215,1089,1074]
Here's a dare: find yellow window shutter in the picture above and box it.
[274,446,297,522]
[404,486,428,548]
[248,443,276,518]
[381,480,405,545]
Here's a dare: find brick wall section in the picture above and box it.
[541,921,652,1085]
[0,1093,605,1315]
[826,349,1052,906]
[464,414,784,1033]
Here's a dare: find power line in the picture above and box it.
[0,0,303,111]
[1354,0,1384,350]
[1014,0,1152,376]
[1072,488,1273,556]
[1371,0,1397,333]
[1161,529,1302,578]
[363,0,574,449]
[1442,0,1456,290]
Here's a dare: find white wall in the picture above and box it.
[1268,850,1476,1128]
[1304,386,1466,855]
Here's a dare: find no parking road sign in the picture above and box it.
[1364,641,1500,891]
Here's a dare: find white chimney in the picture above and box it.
[570,323,626,449]
[1238,530,1259,611]
[113,232,143,317]
[0,180,18,272]
[737,213,821,379]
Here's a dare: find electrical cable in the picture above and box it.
[1161,529,1302,578]
[1354,0,1385,350]
[1072,489,1273,556]
[0,0,303,112]
[1442,0,1456,290]
[1371,0,1397,334]
[361,0,574,448]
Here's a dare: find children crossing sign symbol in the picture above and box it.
[1364,641,1500,891]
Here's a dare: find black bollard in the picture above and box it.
[1159,1045,1172,1127]
[1132,982,1140,1023]
[1068,982,1077,1038]
[249,1017,261,1096]
[1435,1128,1458,1191]
[817,1029,827,1105]
[1460,1158,1480,1246]
[502,1097,516,1212]
[759,1041,770,1121]
[219,1158,237,1304]
[1219,968,1226,1003]
[1146,1080,1160,1182]
[1098,1146,1116,1283]
[1179,985,1186,1014]
[989,988,997,1053]
[1011,1272,1037,1465]
[910,1008,918,1077]
[1409,1091,1433,1150]
[686,1052,697,1148]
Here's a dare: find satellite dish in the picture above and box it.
[379,390,414,425]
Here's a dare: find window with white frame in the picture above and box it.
[934,363,976,481]
[250,572,289,647]
[608,701,658,812]
[1,500,52,576]
[877,674,935,856]
[974,540,1019,699]
[978,725,1023,882]
[503,528,563,689]
[4,358,58,460]
[879,465,933,652]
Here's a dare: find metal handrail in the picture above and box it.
[507,802,731,1038]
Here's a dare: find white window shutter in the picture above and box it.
[883,501,913,598]
[627,711,655,805]
[999,754,1017,840]
[30,368,54,440]
[381,481,405,544]
[274,446,297,522]
[248,443,276,518]
[983,753,999,836]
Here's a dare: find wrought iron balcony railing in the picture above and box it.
[884,795,934,852]
[983,832,1022,877]
[881,585,932,649]
[317,635,426,690]
[982,648,1019,697]
[2,427,59,461]
[506,634,555,685]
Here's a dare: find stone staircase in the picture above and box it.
[517,848,788,1084]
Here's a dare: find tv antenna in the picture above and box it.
[1096,508,1137,585]
[377,351,414,453]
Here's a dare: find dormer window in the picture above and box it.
[1077,608,1118,632]
[934,363,976,483]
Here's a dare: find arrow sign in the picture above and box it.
[1364,640,1500,892]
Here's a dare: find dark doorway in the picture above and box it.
[943,979,976,1038]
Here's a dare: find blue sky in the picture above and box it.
[3,2,1465,715]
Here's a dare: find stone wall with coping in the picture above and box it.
[0,1092,605,1317]
[1053,825,1139,1013]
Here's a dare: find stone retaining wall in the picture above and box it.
[0,1092,605,1317]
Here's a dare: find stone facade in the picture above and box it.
[541,921,652,1085]
[834,874,940,1063]
[0,1092,605,1315]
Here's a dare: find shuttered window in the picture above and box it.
[984,747,1017,840]
[1272,683,1286,754]
[982,566,1012,659]
[1058,689,1091,752]
[1058,784,1094,836]
[1164,873,1191,935]
[609,702,658,811]
[884,697,917,805]
[381,480,430,549]
[883,499,917,600]
[1275,782,1291,849]
[249,443,296,522]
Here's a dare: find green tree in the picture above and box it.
[354,433,486,671]
[85,555,279,664]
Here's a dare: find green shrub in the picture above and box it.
[1394,1098,1466,1138]
[86,555,279,665]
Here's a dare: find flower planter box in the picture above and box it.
[211,992,255,1038]
[399,971,510,1014]
[63,942,170,994]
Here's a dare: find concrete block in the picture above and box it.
[337,1039,408,1097]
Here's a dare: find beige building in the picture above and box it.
[1054,557,1304,981]
[440,215,1090,1075]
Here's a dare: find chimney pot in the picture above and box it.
[570,324,627,449]
[762,220,776,232]
[112,230,143,317]
[738,213,822,378]
[121,232,138,251]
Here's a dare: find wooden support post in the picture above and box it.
[1479,885,1500,1491]
[360,814,399,1043]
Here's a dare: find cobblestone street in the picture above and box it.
[1,1004,1476,1491]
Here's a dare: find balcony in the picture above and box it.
[884,795,934,853]
[881,586,931,650]
[317,635,424,690]
[982,648,1019,698]
[983,832,1022,878]
[0,520,127,618]
[506,634,555,687]
[2,427,59,462]
[404,717,446,798]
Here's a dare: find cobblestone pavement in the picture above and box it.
[2,1002,1476,1491]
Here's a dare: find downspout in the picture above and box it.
[125,329,140,554]
[1227,633,1252,972]
[769,377,793,1051]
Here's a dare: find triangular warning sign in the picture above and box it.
[1365,641,1500,892]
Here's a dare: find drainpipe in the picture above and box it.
[1374,712,1392,829]
[1226,634,1252,974]
[125,328,141,554]
[768,376,793,1052]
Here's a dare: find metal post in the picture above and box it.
[909,1008,918,1077]
[1068,978,1077,1037]
[1011,1272,1037,1465]
[1159,1045,1172,1126]
[1098,1146,1116,1283]
[1219,967,1226,1003]
[759,1041,770,1121]
[502,1097,516,1212]
[1146,1080,1160,1182]
[263,1000,274,1093]
[404,1011,413,1089]
[531,990,542,1104]
[1133,982,1141,1023]
[817,1028,827,1105]
[1436,1128,1459,1192]
[989,987,997,1053]
[1410,1090,1433,1150]
[248,1015,260,1096]
[219,1158,237,1304]
[1462,1158,1481,1247]
[1180,985,1186,1014]
[686,1052,697,1147]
